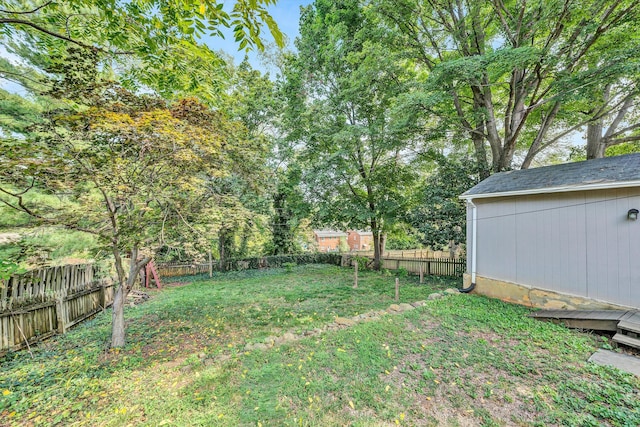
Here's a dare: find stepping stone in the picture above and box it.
[335,317,356,326]
[387,304,401,313]
[398,303,415,311]
[282,332,297,342]
[588,349,640,376]
[427,293,442,300]
[444,288,460,295]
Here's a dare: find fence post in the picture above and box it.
[353,260,358,289]
[55,297,67,334]
[419,263,423,284]
[99,283,106,311]
[395,278,399,301]
[208,251,213,278]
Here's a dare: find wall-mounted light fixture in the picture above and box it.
[628,208,639,221]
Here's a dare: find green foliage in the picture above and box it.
[287,0,425,266]
[0,48,269,346]
[0,0,283,101]
[606,142,640,157]
[0,258,22,280]
[266,166,310,256]
[226,253,343,271]
[375,0,640,172]
[282,262,297,273]
[351,255,370,272]
[0,231,95,270]
[384,224,423,250]
[408,153,478,249]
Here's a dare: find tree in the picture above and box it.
[0,0,283,101]
[267,165,309,255]
[285,0,425,269]
[407,153,477,254]
[376,0,640,176]
[0,55,258,346]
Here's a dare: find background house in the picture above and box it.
[461,154,640,310]
[313,230,347,252]
[347,230,373,251]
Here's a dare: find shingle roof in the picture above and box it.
[461,154,640,199]
[314,230,347,238]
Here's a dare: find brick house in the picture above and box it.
[347,230,373,251]
[313,230,347,252]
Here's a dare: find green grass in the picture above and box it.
[1,265,639,426]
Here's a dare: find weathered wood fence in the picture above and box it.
[157,253,464,279]
[1,264,114,353]
[378,257,465,277]
[157,254,346,278]
[345,254,465,277]
[156,263,211,278]
[353,249,463,259]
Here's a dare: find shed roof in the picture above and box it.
[461,154,640,200]
[314,230,347,238]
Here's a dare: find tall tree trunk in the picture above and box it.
[371,219,381,270]
[111,285,126,347]
[586,92,635,159]
[378,233,386,259]
[110,246,150,348]
[372,233,381,270]
[471,128,490,180]
[586,119,606,159]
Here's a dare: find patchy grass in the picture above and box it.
[1,265,638,426]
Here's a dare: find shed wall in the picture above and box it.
[472,187,640,308]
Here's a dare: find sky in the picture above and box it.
[204,0,312,72]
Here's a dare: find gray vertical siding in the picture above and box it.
[471,187,640,308]
[476,198,517,283]
[466,203,473,274]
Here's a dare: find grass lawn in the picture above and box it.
[1,265,639,426]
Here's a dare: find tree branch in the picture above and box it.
[0,1,52,15]
[0,18,134,55]
[606,135,640,146]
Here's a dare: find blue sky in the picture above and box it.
[204,0,312,71]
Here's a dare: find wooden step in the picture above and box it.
[618,320,640,335]
[612,333,640,350]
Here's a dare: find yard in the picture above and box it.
[1,265,639,426]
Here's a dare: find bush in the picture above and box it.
[351,255,370,272]
[396,267,409,277]
[282,262,297,273]
[223,253,342,271]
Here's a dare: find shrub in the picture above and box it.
[220,253,342,272]
[282,262,297,273]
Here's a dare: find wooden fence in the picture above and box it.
[157,253,465,279]
[345,254,465,277]
[1,264,114,354]
[156,254,345,278]
[156,263,211,278]
[378,257,465,277]
[353,249,463,259]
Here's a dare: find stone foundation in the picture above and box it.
[462,273,631,310]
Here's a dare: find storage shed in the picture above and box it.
[460,154,640,310]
